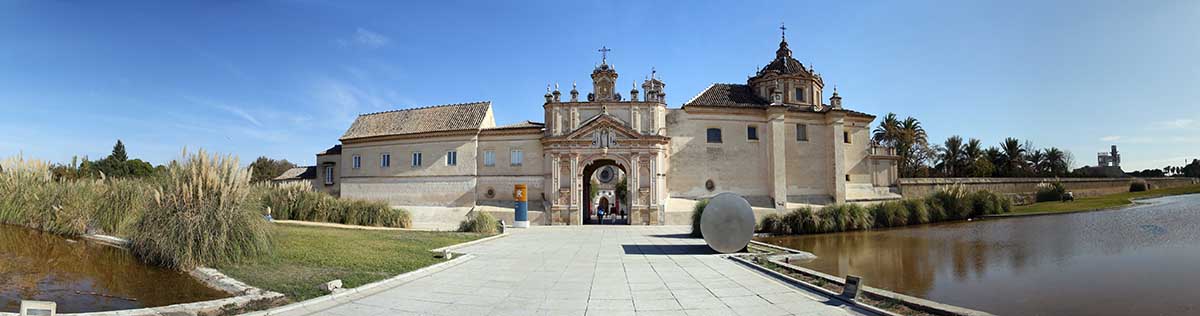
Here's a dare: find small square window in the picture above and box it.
[706,128,722,143]
[843,131,851,144]
[352,155,361,169]
[447,151,457,166]
[411,152,422,167]
[381,153,390,168]
[796,124,808,141]
[747,126,759,141]
[845,174,851,182]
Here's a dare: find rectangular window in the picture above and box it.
[352,155,361,169]
[380,153,390,168]
[483,151,495,167]
[845,174,851,182]
[447,151,457,166]
[747,125,759,141]
[844,131,851,144]
[510,149,523,166]
[411,152,422,167]
[796,124,808,141]
[795,87,805,102]
[324,166,334,185]
[706,128,722,143]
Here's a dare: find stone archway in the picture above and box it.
[581,157,629,225]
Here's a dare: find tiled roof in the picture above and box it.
[317,144,342,155]
[684,83,875,118]
[340,101,491,140]
[485,120,544,130]
[684,84,768,108]
[272,166,316,181]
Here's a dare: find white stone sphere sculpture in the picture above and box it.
[700,192,756,253]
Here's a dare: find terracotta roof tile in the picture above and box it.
[684,83,768,108]
[272,166,316,181]
[340,101,490,140]
[485,120,544,130]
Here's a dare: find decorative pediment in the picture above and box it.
[563,113,642,141]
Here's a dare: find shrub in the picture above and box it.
[257,183,409,228]
[902,199,930,225]
[759,213,783,233]
[458,211,499,234]
[779,207,819,235]
[871,201,909,228]
[1035,182,1067,202]
[1130,181,1149,192]
[932,184,973,220]
[925,198,947,222]
[691,199,709,238]
[128,150,272,269]
[818,204,873,232]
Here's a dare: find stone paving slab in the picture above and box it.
[265,225,874,316]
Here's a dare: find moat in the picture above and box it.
[0,225,228,313]
[760,194,1200,316]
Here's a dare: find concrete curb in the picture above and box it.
[429,231,509,253]
[1,235,285,316]
[271,220,435,231]
[729,256,901,316]
[239,253,477,316]
[735,255,995,316]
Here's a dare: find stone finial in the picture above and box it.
[630,82,640,101]
[552,83,561,102]
[570,81,579,102]
[544,84,553,103]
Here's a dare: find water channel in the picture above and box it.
[0,224,229,313]
[759,194,1200,316]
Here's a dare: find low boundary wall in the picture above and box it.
[899,177,1198,202]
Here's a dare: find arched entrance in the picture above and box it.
[582,158,629,225]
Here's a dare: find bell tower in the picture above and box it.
[591,46,618,102]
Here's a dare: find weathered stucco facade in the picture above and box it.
[315,34,900,225]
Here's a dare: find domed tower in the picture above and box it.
[747,24,824,106]
[590,46,619,102]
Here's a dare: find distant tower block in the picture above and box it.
[1098,145,1121,167]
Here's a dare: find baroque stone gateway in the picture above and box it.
[303,31,901,225]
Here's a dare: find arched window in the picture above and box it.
[706,128,723,143]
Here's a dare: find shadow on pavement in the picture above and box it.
[622,244,716,255]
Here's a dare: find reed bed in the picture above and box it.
[759,186,1012,235]
[458,211,499,234]
[258,181,411,228]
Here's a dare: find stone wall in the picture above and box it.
[899,177,1199,201]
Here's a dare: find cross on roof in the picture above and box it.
[598,46,611,64]
[780,22,787,40]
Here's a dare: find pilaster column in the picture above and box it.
[767,109,788,212]
[832,117,847,204]
[570,154,580,224]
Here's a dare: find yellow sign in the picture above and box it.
[513,184,527,202]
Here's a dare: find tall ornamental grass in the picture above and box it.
[258,182,411,228]
[458,211,499,234]
[0,156,149,236]
[129,150,271,269]
[759,187,1012,235]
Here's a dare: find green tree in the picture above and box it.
[110,140,128,162]
[248,156,297,183]
[999,138,1027,177]
[938,135,966,177]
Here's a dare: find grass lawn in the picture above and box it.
[216,223,488,301]
[1007,184,1200,215]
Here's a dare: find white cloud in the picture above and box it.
[220,105,262,126]
[1156,118,1196,129]
[1100,135,1121,142]
[342,28,390,48]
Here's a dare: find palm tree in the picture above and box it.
[1000,138,1027,177]
[900,117,928,146]
[1043,147,1068,176]
[872,113,902,146]
[939,136,966,177]
[1028,149,1046,176]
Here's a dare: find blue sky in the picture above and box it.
[1,0,1197,171]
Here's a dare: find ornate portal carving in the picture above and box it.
[591,128,618,149]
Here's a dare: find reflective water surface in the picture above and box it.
[759,194,1200,316]
[0,225,228,313]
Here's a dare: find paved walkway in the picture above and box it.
[271,226,872,316]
